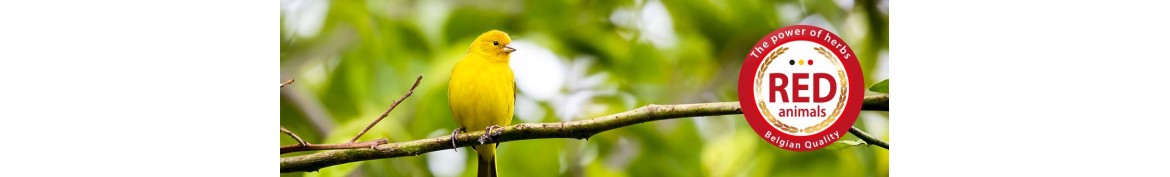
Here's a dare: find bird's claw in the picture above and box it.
[450,128,464,152]
[491,126,504,137]
[478,125,502,145]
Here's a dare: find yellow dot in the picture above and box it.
[798,59,805,65]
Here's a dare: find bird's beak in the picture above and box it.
[504,44,516,54]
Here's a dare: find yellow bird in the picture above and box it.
[448,30,516,177]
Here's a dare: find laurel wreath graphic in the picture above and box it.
[753,46,849,134]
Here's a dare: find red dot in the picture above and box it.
[807,60,814,65]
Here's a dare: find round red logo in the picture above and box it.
[737,25,864,151]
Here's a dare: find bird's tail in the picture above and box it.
[475,145,497,177]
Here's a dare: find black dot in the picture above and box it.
[493,41,499,46]
[789,59,795,65]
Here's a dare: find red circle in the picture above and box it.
[807,60,813,65]
[737,25,865,151]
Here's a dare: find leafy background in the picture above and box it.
[280,0,888,176]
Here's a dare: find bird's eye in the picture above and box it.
[493,41,499,46]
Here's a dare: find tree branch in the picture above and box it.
[849,126,889,149]
[863,94,889,111]
[280,95,889,173]
[281,139,389,154]
[350,74,423,143]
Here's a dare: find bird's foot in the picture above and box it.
[478,125,502,145]
[491,125,504,137]
[450,127,464,152]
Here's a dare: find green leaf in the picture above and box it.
[869,79,889,93]
[838,139,867,146]
[825,139,867,150]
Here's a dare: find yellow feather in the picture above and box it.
[448,30,516,177]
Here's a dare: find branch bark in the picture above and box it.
[849,126,889,149]
[280,139,389,154]
[863,94,889,111]
[280,95,889,173]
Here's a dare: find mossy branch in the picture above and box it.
[280,95,889,173]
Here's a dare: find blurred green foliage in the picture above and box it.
[281,0,888,177]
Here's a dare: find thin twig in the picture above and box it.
[849,126,889,149]
[280,126,309,146]
[280,138,389,154]
[350,74,424,143]
[281,79,295,88]
[280,79,307,146]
